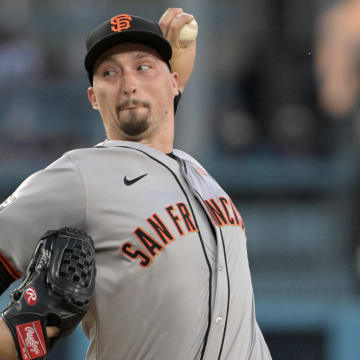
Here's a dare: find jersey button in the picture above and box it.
[215,316,223,326]
[218,265,223,272]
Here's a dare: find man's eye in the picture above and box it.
[103,69,117,77]
[138,65,151,71]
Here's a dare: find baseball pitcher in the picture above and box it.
[0,8,272,360]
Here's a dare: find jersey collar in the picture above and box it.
[95,140,179,167]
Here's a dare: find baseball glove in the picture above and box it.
[2,227,96,360]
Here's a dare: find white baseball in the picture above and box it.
[178,18,198,48]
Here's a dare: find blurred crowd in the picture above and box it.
[2,0,360,161]
[214,0,360,159]
[0,0,109,165]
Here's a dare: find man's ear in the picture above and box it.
[87,87,99,110]
[171,72,180,96]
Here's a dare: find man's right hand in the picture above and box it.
[159,8,197,93]
[0,318,59,360]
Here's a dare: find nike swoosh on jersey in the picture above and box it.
[123,173,148,186]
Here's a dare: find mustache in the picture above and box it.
[116,99,150,112]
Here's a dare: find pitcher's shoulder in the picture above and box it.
[173,149,203,166]
[64,143,128,159]
[173,149,209,172]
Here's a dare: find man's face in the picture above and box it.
[88,43,178,141]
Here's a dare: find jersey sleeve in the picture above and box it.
[0,154,86,280]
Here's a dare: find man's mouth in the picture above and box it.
[120,106,145,110]
[117,99,150,114]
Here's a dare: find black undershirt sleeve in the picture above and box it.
[174,91,182,114]
[0,255,21,295]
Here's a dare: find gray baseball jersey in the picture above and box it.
[0,140,271,360]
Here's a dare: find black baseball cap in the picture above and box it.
[84,14,172,83]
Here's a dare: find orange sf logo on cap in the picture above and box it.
[110,14,133,32]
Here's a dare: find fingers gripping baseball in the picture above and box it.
[159,8,198,92]
[159,8,198,46]
[158,8,183,39]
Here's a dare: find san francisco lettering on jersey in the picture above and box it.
[121,196,245,267]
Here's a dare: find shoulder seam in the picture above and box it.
[173,150,207,170]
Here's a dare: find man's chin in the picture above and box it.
[118,108,150,135]
[121,120,149,137]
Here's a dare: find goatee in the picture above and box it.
[117,99,151,136]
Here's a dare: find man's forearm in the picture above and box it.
[0,317,17,360]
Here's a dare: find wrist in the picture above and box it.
[0,317,17,359]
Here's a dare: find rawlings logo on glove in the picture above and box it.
[2,227,96,360]
[24,288,37,306]
[16,321,46,359]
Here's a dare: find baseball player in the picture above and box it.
[0,8,272,360]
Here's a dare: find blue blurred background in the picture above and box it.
[1,0,360,359]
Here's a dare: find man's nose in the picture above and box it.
[123,86,136,96]
[122,73,137,96]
